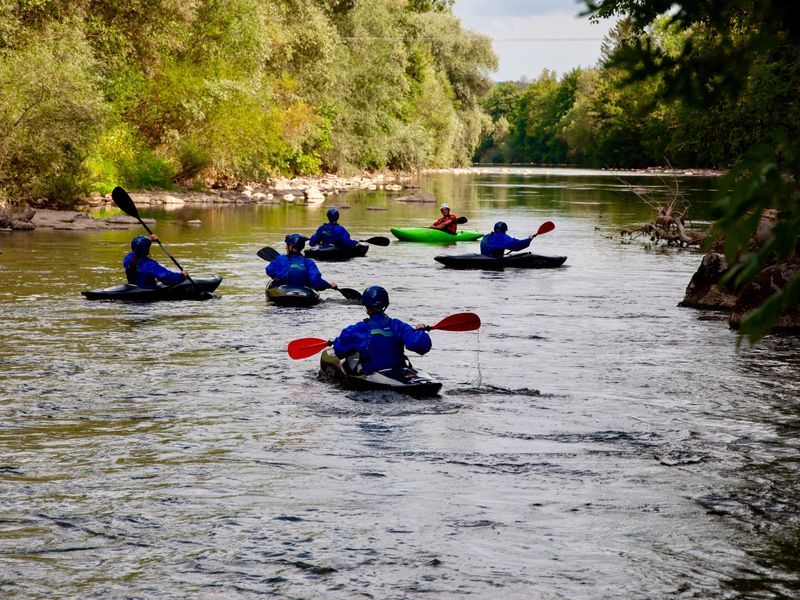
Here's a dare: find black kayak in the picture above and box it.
[434,252,567,270]
[304,243,368,261]
[319,348,442,396]
[81,276,222,301]
[266,281,321,306]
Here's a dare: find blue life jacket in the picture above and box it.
[309,222,357,248]
[265,254,330,290]
[285,255,310,287]
[362,315,405,373]
[480,231,532,257]
[333,313,432,374]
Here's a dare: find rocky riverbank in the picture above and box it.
[0,172,415,232]
[680,209,800,333]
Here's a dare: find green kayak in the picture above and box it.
[390,227,484,243]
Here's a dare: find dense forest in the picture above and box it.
[0,0,496,205]
[1,1,798,228]
[477,16,800,170]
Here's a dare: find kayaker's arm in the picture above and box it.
[265,255,288,279]
[393,319,432,356]
[334,225,359,248]
[498,233,533,252]
[141,259,187,286]
[308,225,325,247]
[305,258,333,291]
[332,324,369,358]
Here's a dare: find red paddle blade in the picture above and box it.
[430,312,481,332]
[288,337,330,359]
[536,220,555,235]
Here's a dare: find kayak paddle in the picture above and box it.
[111,186,211,298]
[288,338,332,359]
[503,221,557,257]
[425,312,481,332]
[256,246,280,262]
[256,246,362,302]
[287,312,481,360]
[359,236,390,246]
[535,220,555,236]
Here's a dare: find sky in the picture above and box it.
[452,0,618,82]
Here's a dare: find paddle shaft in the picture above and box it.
[133,218,187,273]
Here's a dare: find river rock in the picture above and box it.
[102,214,157,226]
[10,219,35,230]
[396,191,436,203]
[12,207,36,222]
[679,252,737,310]
[304,187,325,203]
[162,195,185,206]
[31,209,155,230]
[729,263,800,331]
[2,206,36,230]
[680,208,799,333]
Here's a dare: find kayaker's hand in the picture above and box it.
[415,323,427,330]
[149,234,159,241]
[529,234,536,240]
[329,281,338,289]
[181,269,190,278]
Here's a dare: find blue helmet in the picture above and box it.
[131,235,151,257]
[285,233,306,251]
[326,208,340,222]
[361,285,389,311]
[493,221,508,233]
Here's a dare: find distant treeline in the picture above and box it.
[476,17,800,171]
[4,1,797,209]
[0,0,495,206]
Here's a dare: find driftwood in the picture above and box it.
[618,175,706,247]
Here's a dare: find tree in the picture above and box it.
[582,0,800,342]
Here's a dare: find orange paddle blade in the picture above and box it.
[536,221,555,235]
[430,312,481,332]
[288,337,330,360]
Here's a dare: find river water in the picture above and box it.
[1,168,799,598]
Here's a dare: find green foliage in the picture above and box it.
[0,16,105,206]
[408,0,454,13]
[85,124,175,193]
[501,70,579,165]
[580,0,800,342]
[0,0,498,204]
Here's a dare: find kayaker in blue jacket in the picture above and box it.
[124,235,188,288]
[480,222,537,258]
[332,286,432,374]
[309,208,358,249]
[267,233,337,290]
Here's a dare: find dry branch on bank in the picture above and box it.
[618,175,707,247]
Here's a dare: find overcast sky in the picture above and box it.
[452,0,618,81]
